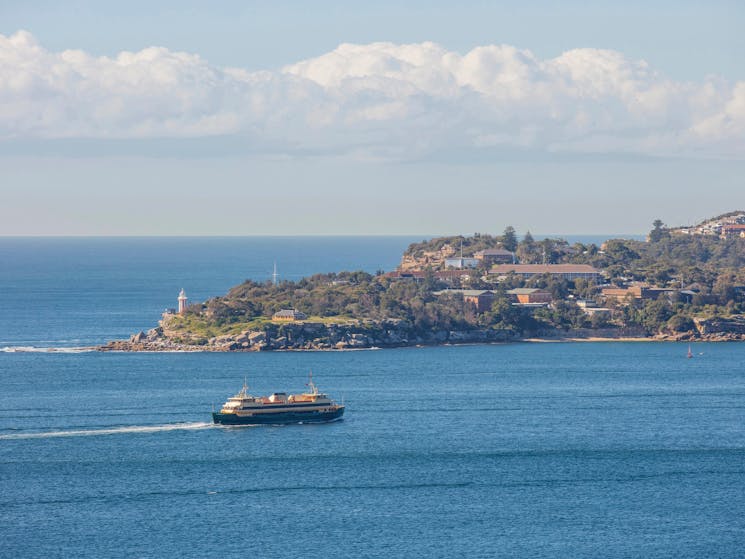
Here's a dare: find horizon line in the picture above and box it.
[0,232,647,239]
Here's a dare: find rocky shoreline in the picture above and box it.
[100,319,519,352]
[98,318,745,352]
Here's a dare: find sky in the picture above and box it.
[1,0,743,236]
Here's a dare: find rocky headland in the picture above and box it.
[100,318,521,352]
[99,315,745,353]
[100,218,745,352]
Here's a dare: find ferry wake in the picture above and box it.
[212,373,345,425]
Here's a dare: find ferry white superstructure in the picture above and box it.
[212,373,344,425]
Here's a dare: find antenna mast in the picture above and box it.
[306,370,318,395]
[272,261,278,286]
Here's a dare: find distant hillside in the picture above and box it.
[103,212,745,352]
[670,210,745,236]
[710,210,745,222]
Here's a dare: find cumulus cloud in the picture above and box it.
[0,30,743,159]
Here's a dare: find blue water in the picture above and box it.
[0,236,415,347]
[1,238,744,558]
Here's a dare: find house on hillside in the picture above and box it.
[721,224,745,239]
[506,288,552,304]
[434,289,496,313]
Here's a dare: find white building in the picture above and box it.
[444,257,479,269]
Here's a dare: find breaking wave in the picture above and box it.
[0,346,96,353]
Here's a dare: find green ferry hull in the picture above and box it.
[212,407,344,425]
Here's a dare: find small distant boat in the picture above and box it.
[687,345,693,359]
[212,373,345,425]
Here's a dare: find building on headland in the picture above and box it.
[601,285,701,305]
[434,289,496,312]
[178,288,188,314]
[506,288,552,304]
[474,248,515,264]
[488,264,601,283]
[272,309,308,321]
[721,224,745,239]
[434,287,554,312]
[601,285,676,302]
[462,290,496,312]
[162,289,188,317]
[672,212,745,237]
[385,269,478,284]
[444,257,480,269]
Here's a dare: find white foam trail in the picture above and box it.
[1,346,96,353]
[0,422,213,440]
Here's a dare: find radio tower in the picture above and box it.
[272,262,278,286]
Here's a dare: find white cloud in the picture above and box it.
[0,30,743,159]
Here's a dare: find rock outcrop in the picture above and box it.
[399,244,457,272]
[695,316,745,337]
[100,319,520,352]
[100,315,745,352]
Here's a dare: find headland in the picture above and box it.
[101,212,745,352]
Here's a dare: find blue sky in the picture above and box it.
[1,1,743,235]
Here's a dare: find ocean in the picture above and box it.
[1,237,744,558]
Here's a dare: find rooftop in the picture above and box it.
[475,248,514,256]
[489,264,600,274]
[506,288,550,295]
[272,309,308,320]
[434,289,495,297]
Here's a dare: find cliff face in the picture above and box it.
[100,319,519,352]
[100,316,745,352]
[694,317,745,339]
[398,244,456,272]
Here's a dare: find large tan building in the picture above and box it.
[489,264,601,282]
[386,269,477,283]
[474,249,515,264]
[601,285,676,302]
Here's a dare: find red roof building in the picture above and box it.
[721,224,745,239]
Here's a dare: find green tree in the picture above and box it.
[517,231,537,263]
[590,311,611,329]
[502,226,518,252]
[489,297,521,330]
[649,219,668,243]
[667,314,695,332]
[638,297,674,333]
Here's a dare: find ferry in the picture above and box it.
[212,373,345,425]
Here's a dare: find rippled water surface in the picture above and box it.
[1,238,744,557]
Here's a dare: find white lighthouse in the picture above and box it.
[178,288,188,314]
